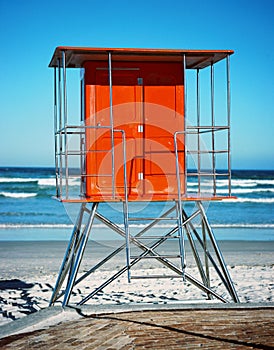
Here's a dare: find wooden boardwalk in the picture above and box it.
[1,305,274,349]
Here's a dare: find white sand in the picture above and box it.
[0,240,273,326]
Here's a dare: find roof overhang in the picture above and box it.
[49,47,234,69]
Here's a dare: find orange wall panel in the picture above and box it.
[83,60,185,201]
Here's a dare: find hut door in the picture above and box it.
[141,62,185,199]
[86,65,143,198]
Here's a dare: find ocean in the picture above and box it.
[0,167,273,241]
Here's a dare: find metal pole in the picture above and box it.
[183,54,187,193]
[202,219,210,289]
[174,131,186,279]
[197,68,201,194]
[202,217,211,299]
[54,66,57,139]
[226,55,232,196]
[176,201,186,278]
[184,219,209,288]
[58,58,62,131]
[57,58,63,198]
[62,50,69,199]
[65,212,86,293]
[53,67,59,198]
[116,129,131,282]
[80,130,85,196]
[182,208,231,292]
[174,132,185,204]
[62,50,68,127]
[62,202,98,306]
[108,52,115,198]
[197,201,239,302]
[49,203,86,305]
[211,63,216,195]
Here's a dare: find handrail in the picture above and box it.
[54,123,231,201]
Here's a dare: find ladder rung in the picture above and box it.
[128,217,177,221]
[133,235,180,240]
[87,149,113,153]
[130,275,183,280]
[85,174,112,177]
[130,255,182,259]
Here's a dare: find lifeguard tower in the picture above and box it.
[49,47,239,306]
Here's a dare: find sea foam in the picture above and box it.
[0,192,37,198]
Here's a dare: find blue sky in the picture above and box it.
[0,0,273,169]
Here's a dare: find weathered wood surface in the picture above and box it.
[1,307,273,349]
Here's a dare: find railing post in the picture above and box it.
[226,55,232,196]
[108,52,115,198]
[211,62,216,195]
[196,68,201,194]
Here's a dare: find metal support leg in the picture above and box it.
[174,131,187,279]
[197,201,239,302]
[123,201,131,283]
[52,201,238,306]
[182,208,234,294]
[176,201,186,279]
[49,202,86,305]
[62,202,98,306]
[184,221,209,289]
[202,218,211,298]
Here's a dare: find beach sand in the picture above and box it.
[0,239,273,327]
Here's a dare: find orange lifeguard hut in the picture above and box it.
[49,47,239,306]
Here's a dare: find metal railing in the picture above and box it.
[53,50,232,202]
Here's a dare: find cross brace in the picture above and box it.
[49,201,239,307]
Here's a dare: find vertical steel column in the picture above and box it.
[58,58,62,131]
[183,54,187,193]
[57,58,63,198]
[176,54,188,277]
[80,130,85,196]
[178,54,188,277]
[211,63,216,195]
[174,130,186,279]
[53,67,59,198]
[108,52,115,198]
[53,66,57,140]
[226,55,232,196]
[122,132,131,283]
[196,68,201,194]
[62,50,69,199]
[62,50,68,128]
[114,130,131,282]
[80,72,85,196]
